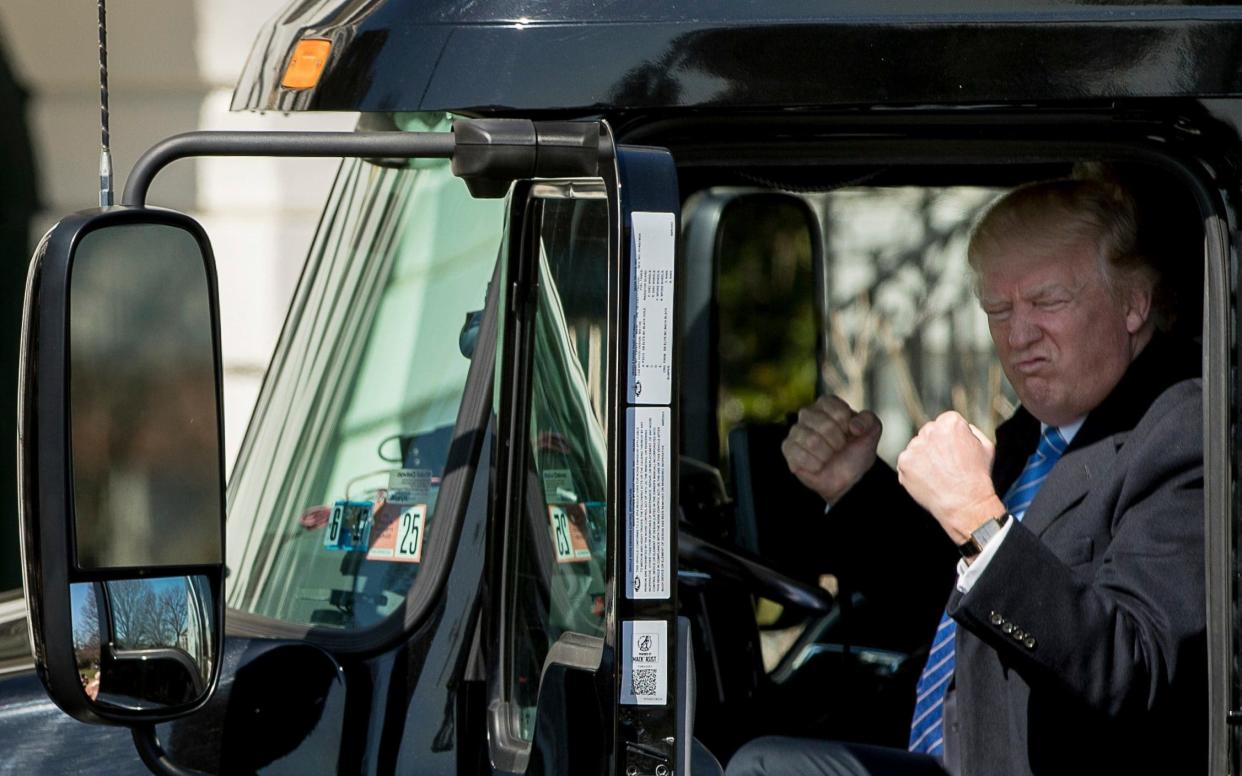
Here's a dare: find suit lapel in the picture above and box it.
[1019,434,1121,537]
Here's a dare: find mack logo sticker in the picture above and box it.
[625,407,670,600]
[324,500,372,552]
[620,620,668,706]
[627,211,675,406]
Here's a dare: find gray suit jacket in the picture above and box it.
[943,363,1205,775]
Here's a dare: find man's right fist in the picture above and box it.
[780,395,883,504]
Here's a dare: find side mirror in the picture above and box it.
[19,208,226,725]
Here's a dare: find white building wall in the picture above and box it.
[0,0,356,472]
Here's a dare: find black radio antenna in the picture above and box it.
[97,0,113,207]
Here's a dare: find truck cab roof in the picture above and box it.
[232,0,1242,115]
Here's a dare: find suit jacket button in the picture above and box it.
[1012,629,1025,641]
[1024,636,1036,649]
[1002,622,1014,634]
[990,612,1003,626]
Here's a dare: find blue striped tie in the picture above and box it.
[908,426,1069,757]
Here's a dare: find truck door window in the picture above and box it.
[713,185,1011,682]
[502,192,610,742]
[225,140,506,631]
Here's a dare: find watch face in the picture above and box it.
[967,514,1009,556]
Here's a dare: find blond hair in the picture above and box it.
[968,175,1164,322]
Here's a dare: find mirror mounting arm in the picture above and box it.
[121,120,610,207]
[132,724,210,776]
[120,131,456,207]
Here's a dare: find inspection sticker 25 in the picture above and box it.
[547,504,592,563]
[367,504,426,563]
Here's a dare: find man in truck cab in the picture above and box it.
[732,174,1206,775]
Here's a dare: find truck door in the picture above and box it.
[486,139,686,776]
[5,120,692,776]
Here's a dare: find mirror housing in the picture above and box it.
[18,207,227,725]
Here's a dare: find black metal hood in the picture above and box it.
[232,0,1242,115]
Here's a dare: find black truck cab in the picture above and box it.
[5,2,1240,774]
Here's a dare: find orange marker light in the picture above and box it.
[281,39,331,90]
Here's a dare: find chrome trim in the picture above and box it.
[1203,207,1231,776]
[16,225,53,669]
[529,179,608,200]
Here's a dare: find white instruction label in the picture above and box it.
[625,407,670,600]
[387,469,432,504]
[620,620,668,706]
[542,468,578,504]
[627,211,676,406]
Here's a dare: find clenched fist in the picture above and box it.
[896,411,1006,544]
[781,395,883,504]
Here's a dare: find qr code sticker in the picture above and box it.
[621,620,666,705]
[631,668,657,698]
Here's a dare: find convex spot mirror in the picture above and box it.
[19,208,226,725]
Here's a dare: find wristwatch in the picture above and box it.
[957,512,1011,559]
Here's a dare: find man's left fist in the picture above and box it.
[896,411,1006,544]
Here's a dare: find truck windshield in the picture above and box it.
[225,116,505,631]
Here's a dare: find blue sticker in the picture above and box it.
[323,500,373,551]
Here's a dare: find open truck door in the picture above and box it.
[17,120,703,775]
[484,142,692,775]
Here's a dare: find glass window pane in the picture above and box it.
[505,195,609,741]
[226,137,506,631]
[70,224,222,570]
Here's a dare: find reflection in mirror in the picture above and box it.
[69,223,223,570]
[71,575,215,710]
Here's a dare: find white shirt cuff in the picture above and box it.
[955,517,1014,593]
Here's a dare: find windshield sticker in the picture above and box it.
[620,620,668,706]
[625,407,671,599]
[387,468,432,504]
[324,500,373,551]
[367,504,427,563]
[548,503,592,563]
[627,211,675,406]
[542,468,578,504]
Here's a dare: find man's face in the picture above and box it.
[978,234,1149,427]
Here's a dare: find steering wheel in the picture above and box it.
[678,526,835,614]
